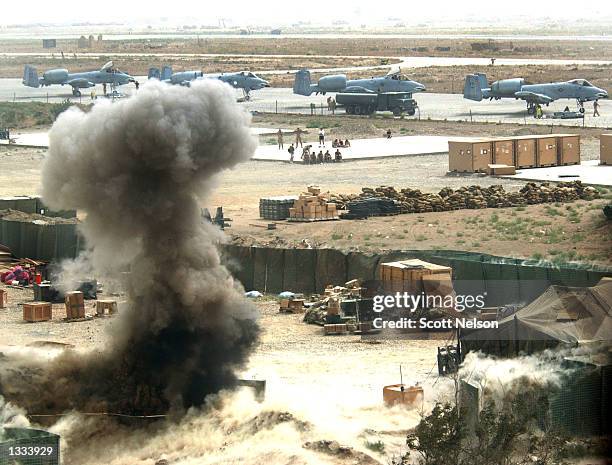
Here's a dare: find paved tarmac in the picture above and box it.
[2,79,610,129]
[500,160,612,186]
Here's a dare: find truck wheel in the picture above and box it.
[393,108,402,117]
[407,109,416,116]
[346,106,354,115]
[354,106,362,115]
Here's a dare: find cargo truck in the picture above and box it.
[335,91,418,116]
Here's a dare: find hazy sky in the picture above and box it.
[4,0,612,25]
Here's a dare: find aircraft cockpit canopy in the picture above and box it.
[387,73,411,81]
[569,79,594,87]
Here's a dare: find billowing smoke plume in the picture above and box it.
[0,79,259,415]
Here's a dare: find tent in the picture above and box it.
[460,278,612,357]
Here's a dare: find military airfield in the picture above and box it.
[1,15,612,465]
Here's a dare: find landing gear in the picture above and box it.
[577,100,585,114]
[242,89,251,101]
[527,102,536,115]
[72,88,81,97]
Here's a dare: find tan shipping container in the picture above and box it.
[23,302,52,322]
[535,136,558,167]
[514,137,537,168]
[492,139,514,166]
[556,134,581,166]
[600,134,612,165]
[448,139,492,173]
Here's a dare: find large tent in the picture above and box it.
[460,278,612,356]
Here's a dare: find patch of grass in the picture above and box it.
[531,252,544,260]
[364,440,385,454]
[490,213,499,223]
[415,234,426,241]
[331,233,343,240]
[456,239,465,245]
[544,206,563,217]
[456,232,464,237]
[471,242,481,247]
[436,228,444,234]
[514,206,526,212]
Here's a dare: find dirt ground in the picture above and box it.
[2,37,610,60]
[0,284,447,464]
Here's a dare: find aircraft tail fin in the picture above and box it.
[161,65,173,81]
[22,65,40,88]
[463,73,485,101]
[293,69,313,96]
[148,67,160,80]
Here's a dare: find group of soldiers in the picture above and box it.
[278,128,348,163]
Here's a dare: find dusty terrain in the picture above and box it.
[2,37,611,59]
[0,285,445,464]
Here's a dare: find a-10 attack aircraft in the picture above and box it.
[293,68,426,96]
[464,73,608,114]
[147,66,269,100]
[22,62,136,96]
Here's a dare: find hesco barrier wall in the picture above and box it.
[0,218,81,261]
[221,245,612,307]
[0,196,76,219]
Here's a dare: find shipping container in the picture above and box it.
[514,136,537,168]
[556,134,581,166]
[601,134,612,165]
[492,139,514,166]
[448,139,492,172]
[535,135,558,167]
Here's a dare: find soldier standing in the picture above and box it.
[277,129,284,149]
[318,128,325,147]
[288,143,295,162]
[295,127,304,147]
[594,100,601,117]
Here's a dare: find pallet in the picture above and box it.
[559,162,579,166]
[288,217,339,222]
[537,164,556,168]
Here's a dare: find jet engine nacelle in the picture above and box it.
[491,78,525,96]
[43,69,69,83]
[318,75,347,92]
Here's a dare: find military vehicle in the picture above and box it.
[148,65,269,100]
[335,92,418,116]
[464,73,608,114]
[294,69,425,96]
[22,61,136,96]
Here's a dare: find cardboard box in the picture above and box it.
[600,134,612,165]
[379,259,453,294]
[65,291,85,319]
[556,134,580,165]
[23,302,52,322]
[0,289,7,309]
[487,164,516,175]
[493,139,514,166]
[96,299,118,316]
[514,137,537,168]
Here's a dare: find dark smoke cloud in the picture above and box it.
[0,80,259,415]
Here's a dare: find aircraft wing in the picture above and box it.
[66,78,95,89]
[344,86,376,93]
[514,91,554,104]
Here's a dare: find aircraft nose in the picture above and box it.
[261,79,270,87]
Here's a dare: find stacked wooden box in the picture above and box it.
[23,302,52,322]
[259,196,299,220]
[289,186,338,221]
[378,259,453,295]
[448,134,581,173]
[65,291,85,319]
[0,289,7,309]
[279,298,305,313]
[96,299,118,316]
[324,323,348,335]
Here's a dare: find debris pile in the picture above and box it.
[320,181,599,217]
[302,279,364,327]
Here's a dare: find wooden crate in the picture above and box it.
[23,302,52,322]
[324,323,348,335]
[379,259,453,294]
[96,299,118,316]
[0,289,7,309]
[65,291,85,319]
[556,134,581,166]
[514,137,537,168]
[600,134,612,165]
[535,136,558,167]
[492,139,514,166]
[448,139,492,172]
